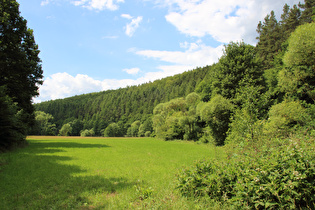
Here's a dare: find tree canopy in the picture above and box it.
[0,0,43,151]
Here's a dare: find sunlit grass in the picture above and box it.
[0,136,223,209]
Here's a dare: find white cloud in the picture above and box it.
[35,64,203,102]
[123,67,140,75]
[36,73,102,102]
[161,0,301,45]
[136,41,223,67]
[121,14,133,19]
[102,35,119,39]
[35,72,151,102]
[40,0,53,6]
[34,41,221,102]
[124,16,143,37]
[71,0,124,11]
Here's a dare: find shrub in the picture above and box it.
[80,129,95,137]
[59,123,72,136]
[226,108,264,145]
[264,100,309,137]
[104,123,121,137]
[197,95,233,146]
[176,136,315,209]
[144,131,151,137]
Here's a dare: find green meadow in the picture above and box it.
[0,136,222,209]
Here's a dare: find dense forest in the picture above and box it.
[33,67,208,136]
[34,0,315,145]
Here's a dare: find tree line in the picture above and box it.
[32,67,208,137]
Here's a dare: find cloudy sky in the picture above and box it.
[17,0,300,102]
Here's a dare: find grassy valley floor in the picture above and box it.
[0,136,222,209]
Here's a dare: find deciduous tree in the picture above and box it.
[0,0,43,126]
[0,0,43,150]
[279,22,315,103]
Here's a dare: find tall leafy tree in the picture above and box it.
[211,41,263,103]
[279,22,315,103]
[0,0,43,150]
[0,0,43,124]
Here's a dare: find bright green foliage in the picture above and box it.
[197,95,233,146]
[127,120,141,137]
[211,42,263,101]
[196,42,263,105]
[227,86,268,144]
[59,123,72,136]
[31,111,56,136]
[263,67,282,98]
[153,98,187,140]
[264,100,309,137]
[80,128,95,137]
[138,118,153,137]
[104,123,121,137]
[176,136,315,209]
[152,94,201,141]
[283,22,315,68]
[226,108,263,145]
[279,22,315,103]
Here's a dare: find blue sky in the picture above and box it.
[17,0,300,102]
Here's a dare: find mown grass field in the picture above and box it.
[0,136,223,209]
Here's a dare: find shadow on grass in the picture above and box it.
[27,140,110,154]
[0,140,135,209]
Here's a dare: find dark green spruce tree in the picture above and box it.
[0,0,43,151]
[256,10,282,70]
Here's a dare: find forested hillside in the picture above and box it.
[33,66,209,136]
[33,0,314,143]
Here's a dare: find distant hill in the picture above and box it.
[34,65,213,136]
